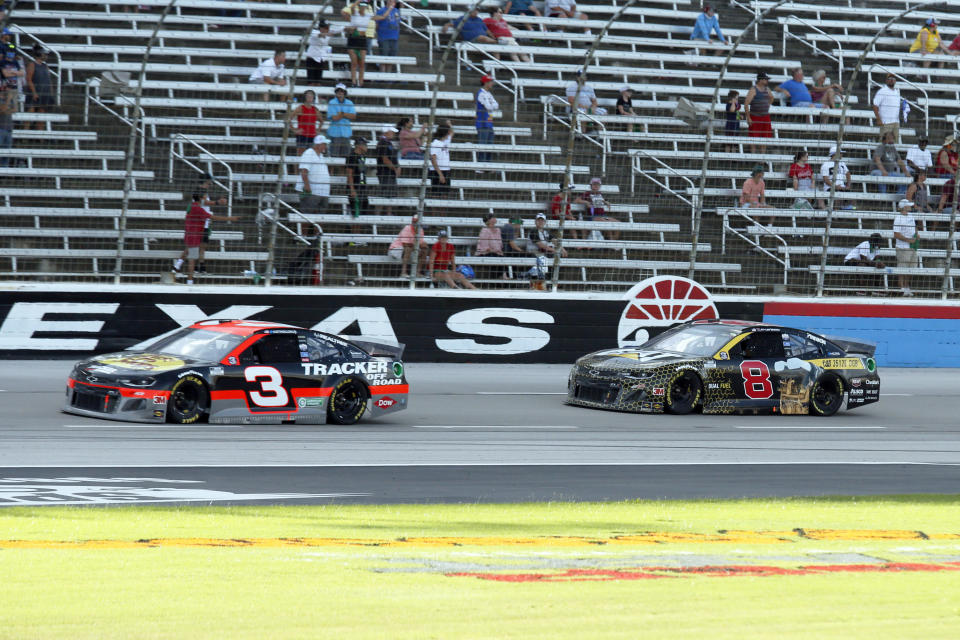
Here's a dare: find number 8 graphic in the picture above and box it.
[245,366,290,407]
[740,360,773,399]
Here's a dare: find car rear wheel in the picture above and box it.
[666,371,702,415]
[167,374,209,424]
[328,377,368,425]
[809,375,843,417]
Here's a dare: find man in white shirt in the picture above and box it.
[843,233,885,294]
[249,49,287,101]
[475,75,499,166]
[565,72,606,132]
[872,73,901,141]
[906,136,933,176]
[295,135,330,213]
[817,145,851,209]
[306,21,342,86]
[545,0,591,33]
[893,198,918,296]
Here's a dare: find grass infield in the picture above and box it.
[2,496,960,639]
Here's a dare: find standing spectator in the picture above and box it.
[483,8,529,62]
[934,135,958,177]
[906,136,933,176]
[574,177,621,240]
[528,212,567,257]
[345,137,370,220]
[430,230,477,289]
[342,0,376,87]
[810,69,843,109]
[871,130,908,194]
[326,84,356,159]
[744,72,773,155]
[397,117,425,159]
[789,151,814,191]
[774,68,814,108]
[843,233,886,294]
[0,84,11,168]
[504,0,543,32]
[906,171,932,215]
[872,73,901,140]
[476,212,505,278]
[441,9,496,44]
[893,198,918,297]
[429,125,453,198]
[565,72,606,133]
[550,181,582,239]
[24,46,53,128]
[387,214,428,277]
[818,146,851,209]
[1,46,23,115]
[176,194,237,285]
[376,124,400,215]
[501,216,528,258]
[295,135,331,213]
[545,0,591,34]
[909,18,951,69]
[248,49,286,100]
[724,90,740,152]
[375,0,401,73]
[475,75,498,166]
[288,89,322,156]
[690,4,727,47]
[306,20,342,87]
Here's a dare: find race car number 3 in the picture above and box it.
[244,366,290,407]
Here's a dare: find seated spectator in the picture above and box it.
[789,151,813,191]
[441,9,496,44]
[387,214,428,277]
[545,0,590,34]
[935,177,956,231]
[288,89,322,155]
[342,0,377,87]
[504,0,543,31]
[294,135,331,213]
[565,72,606,132]
[550,181,582,239]
[397,117,425,159]
[375,0,401,73]
[616,86,636,132]
[690,4,727,46]
[893,199,918,297]
[528,212,567,257]
[483,8,529,62]
[818,146,851,209]
[724,90,740,152]
[909,18,951,68]
[248,50,286,99]
[574,177,621,240]
[740,166,770,208]
[430,230,477,289]
[934,135,958,176]
[906,171,932,215]
[871,131,908,194]
[774,68,814,108]
[843,233,885,294]
[476,213,506,279]
[501,216,528,257]
[810,69,843,109]
[306,20,342,86]
[906,136,933,176]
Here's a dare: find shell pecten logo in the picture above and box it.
[618,276,718,347]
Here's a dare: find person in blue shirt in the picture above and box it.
[326,84,357,159]
[375,0,401,72]
[441,8,496,44]
[690,4,727,46]
[774,68,815,108]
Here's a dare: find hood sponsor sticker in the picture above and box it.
[99,353,185,372]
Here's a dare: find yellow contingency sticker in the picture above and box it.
[808,358,865,370]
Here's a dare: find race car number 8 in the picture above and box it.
[740,360,773,399]
[244,366,290,407]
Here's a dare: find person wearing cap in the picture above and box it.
[376,124,400,215]
[1,45,22,116]
[346,137,370,220]
[844,233,886,294]
[306,20,343,86]
[872,73,901,141]
[24,46,53,127]
[528,212,567,258]
[387,215,428,277]
[429,230,477,289]
[375,0,401,73]
[288,89,322,156]
[248,49,287,100]
[934,135,958,177]
[575,178,621,240]
[429,124,453,198]
[475,75,499,166]
[295,135,331,214]
[341,0,377,87]
[690,4,727,47]
[906,136,933,176]
[818,146,851,210]
[326,84,356,159]
[483,8,529,62]
[872,130,908,195]
[909,18,951,69]
[441,8,496,45]
[744,72,773,155]
[893,198,919,296]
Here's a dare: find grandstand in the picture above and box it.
[1,0,958,295]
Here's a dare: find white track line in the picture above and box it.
[0,461,957,468]
[735,426,886,430]
[63,424,244,429]
[411,425,578,429]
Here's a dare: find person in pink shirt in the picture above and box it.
[483,8,529,62]
[740,165,772,226]
[476,213,504,256]
[387,214,429,277]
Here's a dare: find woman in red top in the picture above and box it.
[289,90,323,155]
[935,135,958,177]
[788,150,813,190]
[429,230,477,289]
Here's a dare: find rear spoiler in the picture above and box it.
[825,335,876,357]
[345,338,405,360]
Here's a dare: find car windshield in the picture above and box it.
[640,324,742,357]
[135,328,247,361]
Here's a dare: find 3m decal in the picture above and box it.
[244,366,290,407]
[740,360,774,399]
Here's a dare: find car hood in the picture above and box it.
[75,351,213,376]
[576,348,703,372]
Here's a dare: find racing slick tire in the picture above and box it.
[666,370,702,415]
[167,374,209,424]
[809,375,843,417]
[328,377,368,425]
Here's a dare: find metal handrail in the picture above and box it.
[10,27,62,107]
[259,195,320,246]
[630,149,695,225]
[455,41,518,120]
[726,0,760,39]
[84,82,146,163]
[397,0,434,65]
[866,64,928,137]
[781,15,843,85]
[722,207,790,285]
[168,133,233,216]
[543,94,607,172]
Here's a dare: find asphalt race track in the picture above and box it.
[1,362,958,506]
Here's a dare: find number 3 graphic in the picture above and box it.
[740,360,773,399]
[244,366,290,407]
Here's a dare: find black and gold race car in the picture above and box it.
[567,320,879,416]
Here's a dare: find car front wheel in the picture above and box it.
[809,375,843,417]
[328,377,368,425]
[666,371,702,415]
[167,374,209,424]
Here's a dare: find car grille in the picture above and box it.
[573,378,620,404]
[71,383,119,414]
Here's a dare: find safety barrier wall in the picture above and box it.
[0,283,957,366]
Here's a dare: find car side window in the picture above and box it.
[737,332,785,359]
[248,334,302,364]
[303,334,343,361]
[783,332,824,360]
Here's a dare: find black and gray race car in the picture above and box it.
[567,319,879,416]
[64,319,408,425]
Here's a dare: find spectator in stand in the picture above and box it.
[376,124,400,215]
[565,72,606,133]
[843,233,886,294]
[810,69,843,109]
[909,18,951,69]
[0,87,11,168]
[818,146,851,209]
[934,135,958,177]
[906,136,933,176]
[248,49,286,100]
[288,89,322,155]
[690,4,727,47]
[375,0,401,73]
[429,124,453,198]
[483,8,529,62]
[616,86,636,132]
[789,151,814,191]
[326,84,356,159]
[475,75,498,166]
[397,117,425,160]
[893,198,919,297]
[906,171,932,215]
[935,177,956,232]
[871,130,908,194]
[306,20,342,86]
[24,46,53,128]
[173,174,224,276]
[949,32,960,55]
[872,73,901,140]
[739,166,770,216]
[744,72,773,155]
[430,230,477,289]
[504,0,543,32]
[295,135,331,213]
[575,177,621,240]
[342,0,378,87]
[1,45,23,115]
[545,0,591,34]
[502,216,528,258]
[345,137,370,219]
[387,214,428,277]
[550,181,582,240]
[476,212,506,278]
[774,68,814,108]
[724,90,740,152]
[176,194,237,285]
[528,212,567,257]
[441,8,496,44]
